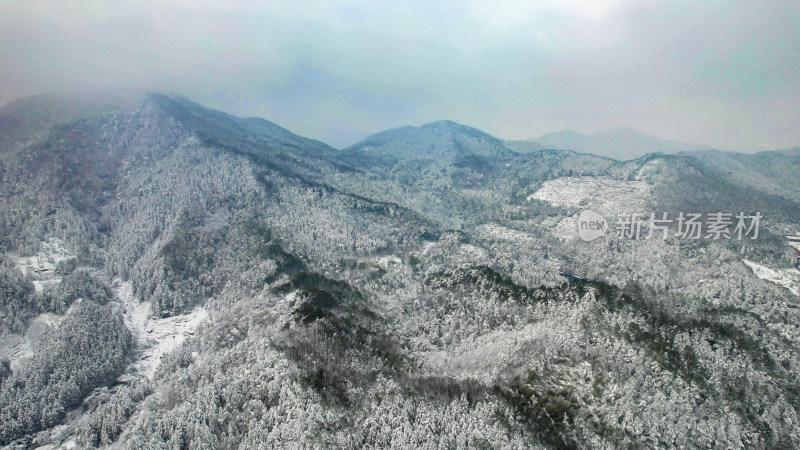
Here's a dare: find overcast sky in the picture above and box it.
[1,0,798,150]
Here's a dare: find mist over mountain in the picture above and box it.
[0,93,798,448]
[528,127,710,161]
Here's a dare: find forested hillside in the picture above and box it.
[0,93,798,448]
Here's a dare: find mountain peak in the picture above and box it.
[421,119,458,127]
[344,120,512,163]
[419,120,469,131]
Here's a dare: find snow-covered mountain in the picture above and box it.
[343,120,515,163]
[529,127,709,160]
[0,93,798,448]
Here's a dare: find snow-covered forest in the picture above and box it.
[0,93,798,448]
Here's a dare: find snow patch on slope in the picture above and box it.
[528,176,652,240]
[111,279,209,379]
[374,255,402,269]
[540,215,578,241]
[477,220,571,244]
[528,176,651,214]
[634,158,664,181]
[0,334,29,370]
[476,223,537,243]
[743,259,800,297]
[11,238,73,285]
[0,311,66,371]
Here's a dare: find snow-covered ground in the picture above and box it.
[634,158,664,181]
[1,239,75,370]
[373,255,402,269]
[528,176,652,240]
[1,266,208,447]
[528,176,651,214]
[420,239,490,262]
[477,219,573,244]
[475,223,537,243]
[540,215,579,241]
[11,238,73,290]
[2,238,208,378]
[111,279,209,379]
[0,333,28,369]
[742,259,800,297]
[0,311,65,371]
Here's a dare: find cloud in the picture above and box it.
[0,0,798,150]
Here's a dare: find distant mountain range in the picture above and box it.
[347,124,716,162]
[516,127,710,161]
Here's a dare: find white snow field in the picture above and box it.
[11,238,72,288]
[0,312,65,372]
[528,176,652,240]
[743,259,800,297]
[112,279,209,379]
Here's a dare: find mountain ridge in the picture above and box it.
[342,119,516,163]
[528,127,710,160]
[6,92,800,162]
